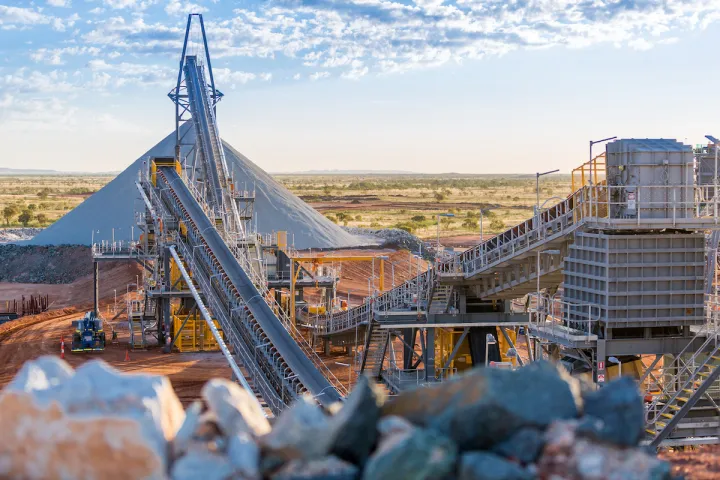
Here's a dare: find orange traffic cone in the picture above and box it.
[60,336,65,360]
[124,349,130,362]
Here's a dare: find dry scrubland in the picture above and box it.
[276,174,572,239]
[0,175,113,227]
[0,173,572,238]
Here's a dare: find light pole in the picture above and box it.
[590,136,617,164]
[436,213,455,258]
[485,333,497,367]
[608,356,621,378]
[536,170,560,211]
[479,209,484,242]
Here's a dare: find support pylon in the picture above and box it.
[124,349,130,362]
[60,336,65,360]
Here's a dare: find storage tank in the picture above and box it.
[605,139,694,219]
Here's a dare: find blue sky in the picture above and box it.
[0,0,719,174]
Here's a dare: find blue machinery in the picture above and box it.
[92,14,720,445]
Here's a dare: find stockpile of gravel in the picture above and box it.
[0,357,676,479]
[0,245,91,283]
[343,227,434,259]
[29,123,367,250]
[0,228,43,244]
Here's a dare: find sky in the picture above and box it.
[0,1,719,174]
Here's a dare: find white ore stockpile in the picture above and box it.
[29,124,370,250]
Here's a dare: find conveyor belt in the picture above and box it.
[158,166,342,407]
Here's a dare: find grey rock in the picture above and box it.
[490,428,544,464]
[173,400,203,456]
[261,395,333,467]
[202,378,270,438]
[458,451,533,480]
[578,376,644,446]
[228,432,260,479]
[171,449,235,480]
[363,416,458,480]
[383,360,579,450]
[327,375,385,465]
[271,455,358,480]
[539,420,674,480]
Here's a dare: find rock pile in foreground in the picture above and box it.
[0,357,676,480]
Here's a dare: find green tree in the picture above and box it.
[2,205,19,225]
[28,203,37,211]
[37,188,52,200]
[462,218,479,229]
[18,210,33,226]
[411,215,426,222]
[36,213,48,225]
[434,192,446,202]
[490,218,505,232]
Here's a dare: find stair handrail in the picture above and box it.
[646,299,720,422]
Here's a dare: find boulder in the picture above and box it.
[201,378,270,438]
[363,416,458,480]
[382,360,580,450]
[490,428,544,465]
[270,455,358,480]
[228,432,261,479]
[327,375,385,465]
[173,400,203,457]
[578,376,644,446]
[458,451,533,480]
[538,421,673,480]
[171,449,235,480]
[260,395,333,471]
[0,356,184,480]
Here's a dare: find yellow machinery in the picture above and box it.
[172,307,222,352]
[170,255,191,290]
[436,328,473,374]
[150,156,182,186]
[497,327,518,364]
[437,326,519,374]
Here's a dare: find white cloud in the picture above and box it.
[165,0,207,16]
[31,46,101,66]
[0,6,52,29]
[292,73,301,80]
[103,0,157,10]
[0,94,78,132]
[309,71,330,81]
[0,68,76,93]
[259,72,272,81]
[47,0,71,7]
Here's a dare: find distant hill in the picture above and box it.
[0,167,62,175]
[0,167,118,175]
[275,169,415,175]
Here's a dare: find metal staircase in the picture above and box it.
[360,321,390,378]
[428,284,452,315]
[645,319,720,446]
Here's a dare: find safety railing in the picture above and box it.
[444,183,718,281]
[92,240,142,258]
[527,293,601,342]
[645,295,720,424]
